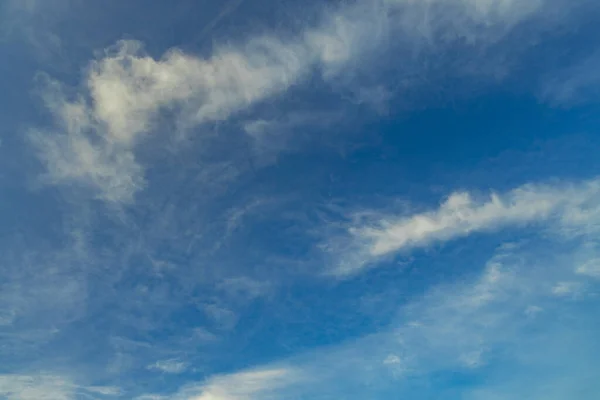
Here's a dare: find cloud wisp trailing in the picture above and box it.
[540,50,600,106]
[0,374,121,400]
[324,177,600,275]
[30,0,556,202]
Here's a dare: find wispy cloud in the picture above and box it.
[0,375,73,400]
[242,110,343,164]
[30,0,553,202]
[148,359,189,374]
[0,0,67,58]
[576,258,600,278]
[137,367,298,400]
[0,238,89,357]
[8,1,600,399]
[323,177,600,275]
[133,235,600,399]
[0,374,120,400]
[540,50,600,106]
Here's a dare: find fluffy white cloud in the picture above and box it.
[325,178,600,275]
[31,0,550,202]
[87,39,308,145]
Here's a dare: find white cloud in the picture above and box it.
[31,35,310,202]
[383,354,402,365]
[0,374,122,400]
[31,0,551,202]
[524,305,543,317]
[551,281,585,297]
[325,178,600,275]
[87,39,307,145]
[85,386,122,396]
[189,327,220,343]
[217,277,271,301]
[540,50,600,106]
[242,110,343,163]
[459,348,487,368]
[148,359,189,374]
[136,396,168,400]
[383,242,600,380]
[387,253,524,372]
[137,368,298,400]
[576,258,600,278]
[144,237,600,399]
[203,303,239,331]
[192,368,295,400]
[0,243,88,353]
[0,0,68,60]
[0,375,73,400]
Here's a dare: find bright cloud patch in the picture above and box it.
[30,0,553,202]
[137,368,297,400]
[326,178,600,275]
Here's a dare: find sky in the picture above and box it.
[1,0,600,398]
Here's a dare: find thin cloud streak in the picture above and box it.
[0,374,121,400]
[325,177,600,276]
[540,50,600,106]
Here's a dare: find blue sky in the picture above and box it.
[1,0,600,398]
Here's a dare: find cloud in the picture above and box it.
[192,0,246,45]
[148,359,189,374]
[384,250,525,373]
[86,386,122,396]
[0,238,89,356]
[30,73,145,203]
[540,50,600,106]
[191,368,296,400]
[217,277,271,301]
[242,110,343,163]
[0,0,67,58]
[137,368,298,400]
[353,241,600,390]
[86,39,306,145]
[551,281,585,297]
[576,258,600,278]
[324,177,600,275]
[203,303,239,331]
[0,374,119,400]
[10,1,599,398]
[31,35,309,202]
[135,235,600,399]
[0,375,73,400]
[30,0,553,202]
